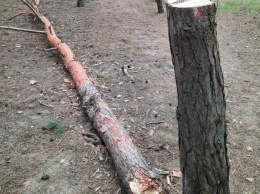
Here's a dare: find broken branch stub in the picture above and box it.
[21,0,165,193]
[167,0,230,193]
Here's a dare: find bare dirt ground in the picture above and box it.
[0,0,259,193]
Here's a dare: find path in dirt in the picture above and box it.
[0,0,259,193]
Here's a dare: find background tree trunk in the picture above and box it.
[77,0,85,7]
[167,0,230,193]
[156,0,164,13]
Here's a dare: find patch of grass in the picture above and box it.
[46,119,67,136]
[41,51,56,58]
[214,0,260,10]
[84,44,94,48]
[89,59,98,65]
[167,62,174,69]
[17,22,27,28]
[96,74,105,79]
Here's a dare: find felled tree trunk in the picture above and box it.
[156,0,164,13]
[167,0,230,193]
[77,0,85,7]
[21,0,165,193]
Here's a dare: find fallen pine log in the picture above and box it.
[20,0,167,193]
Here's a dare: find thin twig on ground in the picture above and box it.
[7,11,32,21]
[44,47,57,51]
[146,121,164,125]
[0,26,45,34]
[58,131,69,144]
[122,65,133,79]
[37,99,53,108]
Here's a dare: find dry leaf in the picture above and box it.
[159,144,170,150]
[94,186,100,192]
[64,78,71,83]
[166,175,172,186]
[171,170,182,178]
[23,179,32,187]
[129,117,134,123]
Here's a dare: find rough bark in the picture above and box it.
[79,81,164,194]
[77,0,85,7]
[156,0,164,13]
[167,0,230,193]
[21,0,165,193]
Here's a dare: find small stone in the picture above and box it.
[137,96,144,100]
[29,80,37,85]
[17,111,23,114]
[246,146,253,152]
[246,177,254,182]
[60,159,65,165]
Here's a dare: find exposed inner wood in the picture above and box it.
[167,0,212,7]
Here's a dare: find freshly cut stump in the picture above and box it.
[167,0,230,193]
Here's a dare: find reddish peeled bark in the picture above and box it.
[21,0,165,193]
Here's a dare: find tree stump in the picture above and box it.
[77,0,85,7]
[156,0,164,13]
[167,0,230,193]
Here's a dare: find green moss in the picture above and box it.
[41,51,56,58]
[46,119,67,136]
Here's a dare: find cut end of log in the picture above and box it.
[129,178,163,194]
[167,0,213,7]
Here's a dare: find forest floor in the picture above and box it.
[0,0,259,193]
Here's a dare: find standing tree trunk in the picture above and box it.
[77,0,85,7]
[167,0,230,193]
[156,0,164,13]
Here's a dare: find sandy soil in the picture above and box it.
[0,0,259,193]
